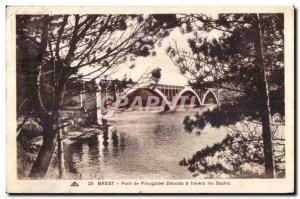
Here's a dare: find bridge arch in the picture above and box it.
[103,87,171,118]
[173,88,202,108]
[202,90,219,105]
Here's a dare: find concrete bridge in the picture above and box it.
[96,81,220,121]
[154,84,219,106]
[63,79,221,125]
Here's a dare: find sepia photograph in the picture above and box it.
[6,6,294,193]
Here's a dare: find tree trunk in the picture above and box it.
[57,128,65,178]
[28,126,57,179]
[261,106,276,178]
[27,80,66,179]
[254,14,276,178]
[19,15,69,179]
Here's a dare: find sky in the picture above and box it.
[110,28,192,86]
[110,26,222,86]
[79,19,222,86]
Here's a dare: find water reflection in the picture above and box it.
[58,106,227,179]
[111,130,119,156]
[64,141,83,174]
[63,125,126,177]
[87,136,100,166]
[102,127,109,158]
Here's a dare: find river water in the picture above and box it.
[48,105,228,179]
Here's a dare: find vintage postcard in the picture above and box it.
[6,6,294,193]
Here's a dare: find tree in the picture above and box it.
[167,13,284,178]
[17,14,178,178]
[150,68,162,84]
